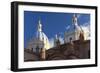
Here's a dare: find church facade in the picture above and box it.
[64,14,90,43]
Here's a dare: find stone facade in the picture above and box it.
[24,40,90,61]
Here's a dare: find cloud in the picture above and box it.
[81,21,90,31]
[49,38,54,48]
[80,21,90,38]
[82,21,90,26]
[59,36,64,44]
[79,21,90,40]
[65,25,70,30]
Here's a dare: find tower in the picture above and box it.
[27,18,50,60]
[40,48,46,60]
[72,14,78,26]
[64,14,81,43]
[35,19,44,54]
[37,19,46,60]
[54,34,61,47]
[72,14,85,41]
[79,31,84,41]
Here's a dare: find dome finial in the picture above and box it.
[72,14,78,26]
[38,18,42,32]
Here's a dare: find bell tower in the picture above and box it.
[54,34,61,47]
[40,48,46,60]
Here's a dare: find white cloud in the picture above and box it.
[82,21,90,26]
[80,21,90,39]
[66,25,70,30]
[49,38,54,48]
[81,21,90,32]
[59,36,64,44]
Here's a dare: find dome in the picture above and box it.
[27,19,50,52]
[64,14,90,43]
[35,31,49,42]
[66,24,81,33]
[34,31,50,49]
[66,14,81,33]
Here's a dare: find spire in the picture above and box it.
[54,34,61,47]
[38,19,42,32]
[72,14,78,26]
[55,34,58,40]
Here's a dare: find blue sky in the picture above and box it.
[24,11,90,48]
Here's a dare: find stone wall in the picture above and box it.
[24,40,90,61]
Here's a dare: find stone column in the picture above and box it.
[40,48,46,60]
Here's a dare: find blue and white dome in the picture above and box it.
[35,30,49,42]
[66,14,81,33]
[27,19,50,52]
[64,14,90,43]
[66,24,81,33]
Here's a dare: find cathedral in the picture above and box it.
[24,14,90,61]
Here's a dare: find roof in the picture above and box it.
[46,40,90,60]
[24,40,90,61]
